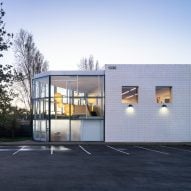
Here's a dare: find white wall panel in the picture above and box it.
[105,64,191,142]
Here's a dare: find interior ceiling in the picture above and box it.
[51,77,99,93]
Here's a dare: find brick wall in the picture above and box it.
[105,64,191,142]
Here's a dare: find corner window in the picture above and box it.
[156,86,172,103]
[122,86,138,104]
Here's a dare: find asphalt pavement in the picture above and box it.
[0,144,191,191]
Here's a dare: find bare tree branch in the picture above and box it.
[13,29,49,111]
[78,55,99,71]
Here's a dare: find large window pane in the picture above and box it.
[51,76,77,97]
[78,76,104,97]
[69,98,104,119]
[122,86,138,104]
[71,120,81,141]
[156,86,172,103]
[51,76,104,98]
[87,97,104,117]
[51,120,69,141]
[33,99,49,119]
[81,120,104,141]
[33,120,48,141]
[32,77,49,98]
[50,97,73,119]
[32,74,106,142]
[71,98,88,118]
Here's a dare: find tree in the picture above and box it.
[0,2,16,133]
[78,55,99,70]
[0,64,16,129]
[0,2,13,57]
[14,29,48,111]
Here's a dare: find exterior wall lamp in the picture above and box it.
[161,104,167,108]
[126,104,134,114]
[160,103,169,115]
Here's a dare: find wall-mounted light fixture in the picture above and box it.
[160,103,169,115]
[126,104,134,114]
[161,104,167,108]
[128,104,133,108]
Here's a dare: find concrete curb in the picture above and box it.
[0,140,191,146]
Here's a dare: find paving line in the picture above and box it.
[12,146,26,156]
[0,149,17,151]
[50,146,54,155]
[107,145,130,155]
[79,145,91,155]
[161,146,191,153]
[135,146,169,155]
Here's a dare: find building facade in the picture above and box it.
[32,64,191,142]
[32,71,105,142]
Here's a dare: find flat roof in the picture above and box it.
[34,64,191,79]
[33,70,105,79]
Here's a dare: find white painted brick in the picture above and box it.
[105,64,191,142]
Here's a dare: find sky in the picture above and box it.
[2,0,191,70]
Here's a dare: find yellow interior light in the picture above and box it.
[88,98,96,111]
[64,104,74,116]
[54,92,63,108]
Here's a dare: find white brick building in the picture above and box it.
[32,64,191,142]
[105,64,191,142]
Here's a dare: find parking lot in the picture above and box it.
[0,144,191,191]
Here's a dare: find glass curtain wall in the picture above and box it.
[50,75,104,141]
[32,77,49,141]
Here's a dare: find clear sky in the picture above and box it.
[2,0,191,70]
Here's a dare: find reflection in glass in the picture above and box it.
[51,76,104,98]
[32,77,49,141]
[33,120,48,141]
[51,120,69,141]
[32,77,49,98]
[71,120,81,141]
[33,75,104,142]
[51,76,77,97]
